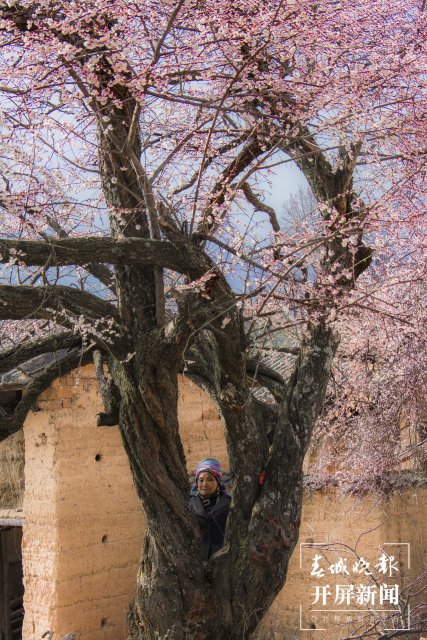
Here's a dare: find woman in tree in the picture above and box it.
[189,458,231,561]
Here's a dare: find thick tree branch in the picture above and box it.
[0,331,83,376]
[196,137,267,235]
[43,216,115,292]
[126,149,166,325]
[0,346,94,440]
[277,323,340,456]
[281,129,372,282]
[0,194,116,291]
[181,340,287,406]
[0,237,202,273]
[0,284,119,324]
[283,127,362,215]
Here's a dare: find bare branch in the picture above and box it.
[196,137,266,234]
[0,85,28,95]
[43,216,115,292]
[241,182,281,233]
[152,0,185,64]
[0,191,115,291]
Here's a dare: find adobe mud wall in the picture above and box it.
[22,365,145,640]
[177,374,229,472]
[21,366,426,640]
[255,487,427,640]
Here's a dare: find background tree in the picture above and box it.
[0,1,425,639]
[281,188,427,486]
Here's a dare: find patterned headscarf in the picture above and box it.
[195,458,223,483]
[192,458,226,493]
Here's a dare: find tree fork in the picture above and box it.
[117,323,338,640]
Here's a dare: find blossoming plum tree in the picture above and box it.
[0,1,425,638]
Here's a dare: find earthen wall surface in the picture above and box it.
[256,487,427,639]
[23,365,145,640]
[177,375,229,473]
[21,366,426,640]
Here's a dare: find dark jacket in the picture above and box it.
[189,491,231,561]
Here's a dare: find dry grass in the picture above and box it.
[0,430,24,509]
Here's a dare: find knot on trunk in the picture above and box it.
[219,383,245,410]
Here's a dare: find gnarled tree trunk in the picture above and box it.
[106,323,338,640]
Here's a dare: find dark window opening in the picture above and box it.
[0,390,23,418]
[0,526,24,640]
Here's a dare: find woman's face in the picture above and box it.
[197,472,218,496]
